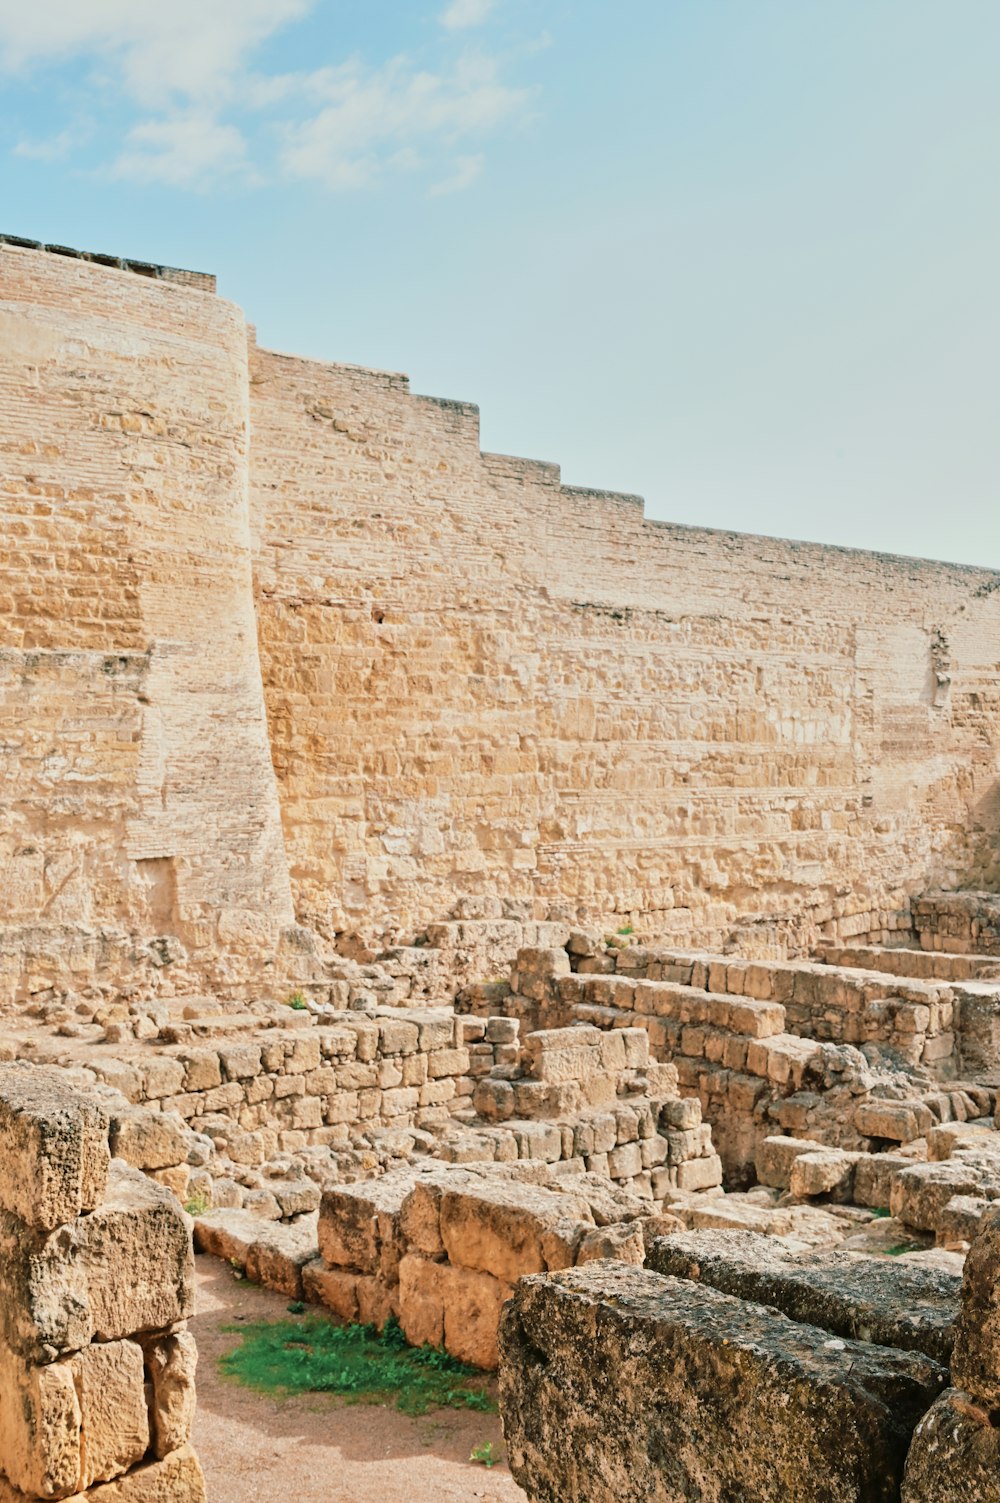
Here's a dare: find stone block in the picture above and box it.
[0,1066,109,1232]
[499,1262,946,1503]
[144,1332,197,1460]
[78,1163,194,1341]
[756,1135,826,1190]
[788,1149,858,1201]
[952,1207,1000,1404]
[0,1343,81,1498]
[647,1230,960,1365]
[902,1388,1000,1502]
[439,1180,592,1284]
[398,1254,508,1369]
[108,1109,189,1172]
[74,1339,150,1489]
[318,1169,415,1272]
[302,1260,359,1322]
[890,1162,996,1233]
[245,1216,319,1299]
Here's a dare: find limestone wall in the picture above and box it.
[248,337,1000,952]
[3,238,999,1005]
[0,243,292,1004]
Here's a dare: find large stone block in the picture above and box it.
[77,1163,194,1342]
[144,1333,197,1460]
[952,1206,1000,1404]
[439,1180,592,1284]
[0,1344,81,1498]
[0,1066,109,1232]
[499,1262,946,1503]
[108,1109,189,1173]
[0,1163,191,1361]
[318,1168,415,1273]
[646,1230,960,1364]
[74,1340,150,1490]
[902,1388,1000,1501]
[398,1254,508,1369]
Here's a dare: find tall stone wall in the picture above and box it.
[248,339,1000,950]
[2,239,999,1004]
[0,243,293,1003]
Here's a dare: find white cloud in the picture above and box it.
[280,53,527,190]
[0,0,535,193]
[0,0,310,104]
[112,113,252,188]
[13,125,81,160]
[430,152,484,194]
[439,0,497,30]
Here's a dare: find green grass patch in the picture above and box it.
[219,1314,496,1416]
[884,1242,924,1257]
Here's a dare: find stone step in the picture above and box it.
[817,944,1000,984]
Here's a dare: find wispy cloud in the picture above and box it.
[13,123,85,161]
[112,113,254,189]
[430,153,484,195]
[280,53,527,190]
[439,0,498,31]
[0,0,535,193]
[0,0,313,105]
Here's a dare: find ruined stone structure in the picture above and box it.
[0,1063,203,1503]
[3,236,1000,1502]
[2,237,999,1005]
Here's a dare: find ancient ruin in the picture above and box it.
[2,235,1000,1501]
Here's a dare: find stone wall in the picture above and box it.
[2,237,999,1004]
[0,241,292,1006]
[0,1062,203,1503]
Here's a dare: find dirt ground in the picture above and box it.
[191,1257,528,1503]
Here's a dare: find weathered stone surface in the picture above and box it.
[646,1230,961,1364]
[901,1388,1000,1502]
[398,1254,508,1368]
[317,1169,415,1273]
[0,1343,81,1498]
[108,1110,189,1173]
[0,1066,109,1232]
[245,1215,319,1299]
[891,1161,1000,1233]
[77,1163,194,1341]
[0,1211,92,1360]
[144,1333,198,1460]
[439,1179,592,1284]
[74,1339,150,1489]
[952,1206,1000,1404]
[756,1135,826,1190]
[499,1261,947,1503]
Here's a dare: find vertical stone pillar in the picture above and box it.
[902,1206,1000,1499]
[0,1065,204,1503]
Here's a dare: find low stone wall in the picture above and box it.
[0,1064,203,1503]
[913,892,1000,956]
[311,1161,687,1369]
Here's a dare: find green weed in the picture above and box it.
[286,990,308,1010]
[219,1314,496,1416]
[470,1441,496,1468]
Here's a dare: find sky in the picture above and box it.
[1,0,998,569]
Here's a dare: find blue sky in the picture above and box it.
[2,0,998,568]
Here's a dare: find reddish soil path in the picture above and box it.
[191,1257,528,1503]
